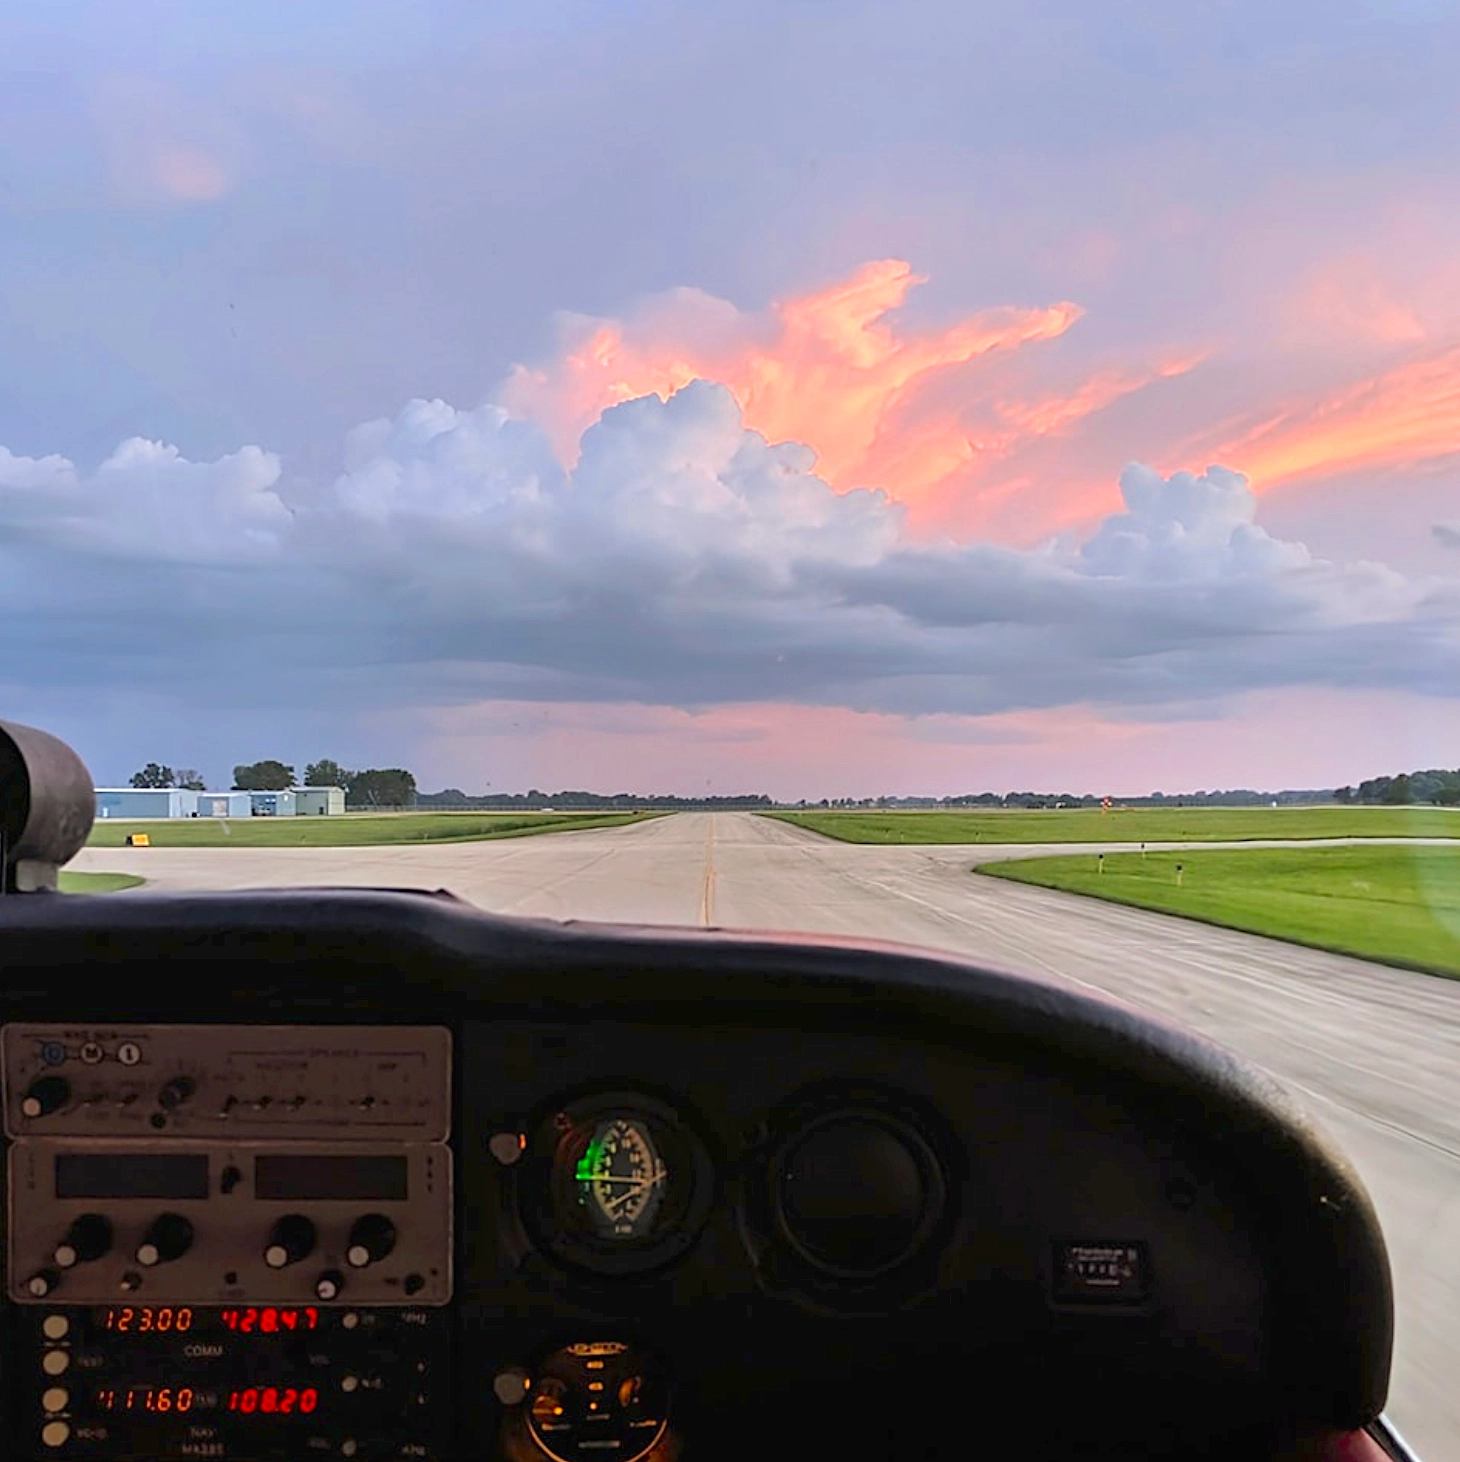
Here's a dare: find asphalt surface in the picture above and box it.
[74,812,1460,1457]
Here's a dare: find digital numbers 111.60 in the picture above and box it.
[95,1387,196,1413]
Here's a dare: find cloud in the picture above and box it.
[1080,464,1311,580]
[1197,343,1460,490]
[499,260,1203,531]
[0,438,288,561]
[91,74,243,204]
[1283,254,1428,349]
[3,382,1457,730]
[1435,522,1460,549]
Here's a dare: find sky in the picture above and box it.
[2,0,1459,798]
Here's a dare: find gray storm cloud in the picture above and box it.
[1,380,1457,718]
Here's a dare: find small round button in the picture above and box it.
[41,1314,69,1341]
[42,1388,69,1413]
[28,1270,61,1298]
[493,1368,531,1406]
[41,1420,70,1448]
[315,1271,345,1301]
[80,1042,104,1065]
[340,1375,360,1394]
[42,1349,70,1376]
[340,1442,358,1458]
[118,1042,142,1066]
[41,1042,66,1066]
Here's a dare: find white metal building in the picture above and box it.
[195,791,253,818]
[294,786,346,815]
[94,789,198,819]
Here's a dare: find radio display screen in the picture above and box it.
[254,1153,408,1200]
[55,1153,210,1200]
[28,1306,447,1461]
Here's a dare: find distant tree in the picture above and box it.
[175,768,207,791]
[1334,786,1353,804]
[345,768,418,808]
[304,759,351,788]
[129,763,175,789]
[1382,773,1413,805]
[232,760,295,791]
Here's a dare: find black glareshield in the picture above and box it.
[0,720,95,893]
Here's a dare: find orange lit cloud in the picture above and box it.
[1202,343,1460,490]
[92,74,241,205]
[1283,254,1427,349]
[501,261,1203,520]
[501,261,1211,541]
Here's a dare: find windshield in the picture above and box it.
[5,1,1458,1455]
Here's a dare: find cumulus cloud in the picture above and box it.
[1434,521,1460,549]
[496,260,1203,531]
[0,439,289,561]
[2,382,1458,724]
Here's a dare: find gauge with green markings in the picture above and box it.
[527,1093,714,1276]
[574,1117,668,1240]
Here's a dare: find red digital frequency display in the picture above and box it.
[102,1307,195,1334]
[95,1387,198,1413]
[219,1307,320,1334]
[91,1387,320,1416]
[227,1387,320,1414]
[100,1306,320,1336]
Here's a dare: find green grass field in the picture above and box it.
[58,871,145,893]
[87,810,664,848]
[979,845,1460,977]
[764,806,1460,844]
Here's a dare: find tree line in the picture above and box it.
[128,759,418,808]
[419,789,774,809]
[1335,769,1460,806]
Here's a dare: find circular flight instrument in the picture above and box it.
[502,1341,677,1462]
[523,1092,714,1276]
[572,1117,667,1241]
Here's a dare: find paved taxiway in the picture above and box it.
[75,812,1460,1456]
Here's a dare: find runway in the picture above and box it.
[74,811,1460,1456]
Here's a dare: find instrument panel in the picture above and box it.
[0,890,1395,1462]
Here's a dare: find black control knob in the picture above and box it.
[346,1214,396,1268]
[157,1076,196,1111]
[21,1077,71,1119]
[136,1213,193,1266]
[26,1268,62,1298]
[264,1215,316,1269]
[55,1214,113,1268]
[314,1269,345,1301]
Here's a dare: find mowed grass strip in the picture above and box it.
[87,810,664,848]
[58,871,146,893]
[979,845,1460,978]
[764,807,1460,844]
